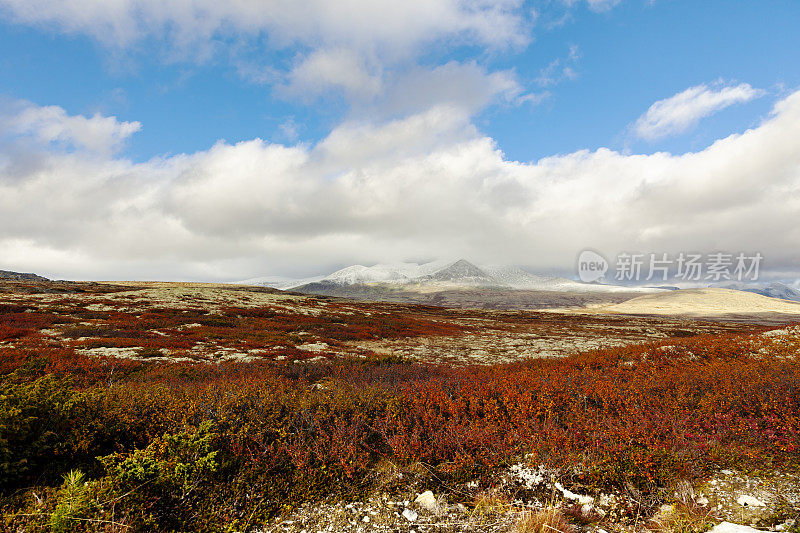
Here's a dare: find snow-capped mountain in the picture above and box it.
[720,281,800,302]
[477,264,625,292]
[318,259,619,290]
[479,264,555,288]
[240,259,658,293]
[320,260,452,285]
[417,259,495,285]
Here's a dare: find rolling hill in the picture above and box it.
[591,288,800,319]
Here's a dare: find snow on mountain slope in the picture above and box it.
[323,264,406,284]
[240,259,664,293]
[236,275,324,290]
[479,265,558,288]
[478,264,657,293]
[237,260,452,289]
[417,259,494,285]
[720,281,800,302]
[323,259,565,288]
[322,260,452,285]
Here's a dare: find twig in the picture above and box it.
[544,524,570,533]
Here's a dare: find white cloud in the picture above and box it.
[277,56,540,120]
[0,0,529,52]
[0,101,141,154]
[562,0,622,13]
[535,45,580,87]
[634,82,765,141]
[282,48,383,101]
[586,0,622,11]
[375,61,537,118]
[1,91,800,281]
[277,118,300,142]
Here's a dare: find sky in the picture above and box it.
[0,0,798,283]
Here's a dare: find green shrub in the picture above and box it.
[99,421,220,530]
[49,469,91,532]
[0,375,85,488]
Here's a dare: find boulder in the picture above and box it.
[414,490,440,514]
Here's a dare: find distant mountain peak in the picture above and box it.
[423,259,490,283]
[240,259,663,295]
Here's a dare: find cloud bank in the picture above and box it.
[1,89,799,281]
[0,0,528,50]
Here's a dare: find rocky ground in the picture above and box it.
[264,465,800,533]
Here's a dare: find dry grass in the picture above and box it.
[515,506,576,533]
[471,487,513,517]
[646,503,716,533]
[646,480,715,533]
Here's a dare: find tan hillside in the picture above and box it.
[593,288,800,318]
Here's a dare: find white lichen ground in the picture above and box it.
[1,282,760,366]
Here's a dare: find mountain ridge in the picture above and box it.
[719,281,800,302]
[0,270,50,282]
[240,259,658,294]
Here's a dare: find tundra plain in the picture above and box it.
[1,279,799,532]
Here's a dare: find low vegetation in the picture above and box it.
[0,283,797,531]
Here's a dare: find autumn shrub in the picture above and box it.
[0,325,27,342]
[0,304,32,314]
[63,327,148,339]
[0,310,57,330]
[1,326,799,531]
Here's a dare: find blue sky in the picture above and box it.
[0,0,799,281]
[2,1,798,163]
